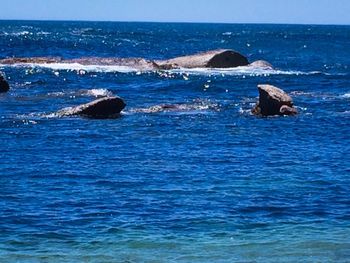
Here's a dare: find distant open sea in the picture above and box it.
[0,21,349,262]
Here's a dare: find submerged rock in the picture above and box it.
[249,60,273,69]
[130,100,220,114]
[58,96,126,119]
[0,73,9,93]
[252,84,297,116]
[157,49,249,69]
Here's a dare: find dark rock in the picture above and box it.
[249,60,273,69]
[58,96,126,119]
[252,84,297,116]
[0,73,9,93]
[157,49,249,69]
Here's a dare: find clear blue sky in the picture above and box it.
[1,0,349,25]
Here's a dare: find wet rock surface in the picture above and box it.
[0,73,9,93]
[57,96,126,119]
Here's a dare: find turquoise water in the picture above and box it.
[0,21,350,262]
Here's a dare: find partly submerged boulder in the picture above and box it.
[0,73,9,93]
[249,60,273,69]
[252,84,297,116]
[58,96,126,119]
[157,49,249,69]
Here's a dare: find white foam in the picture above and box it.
[0,62,330,76]
[167,66,314,76]
[82,89,113,97]
[341,93,350,98]
[3,63,139,73]
[47,89,113,98]
[37,31,51,36]
[47,91,66,97]
[3,31,32,36]
[238,107,252,115]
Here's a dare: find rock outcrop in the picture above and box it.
[252,84,297,116]
[249,60,273,69]
[0,50,249,70]
[0,57,62,64]
[157,49,249,69]
[0,57,157,71]
[58,96,126,119]
[0,73,9,93]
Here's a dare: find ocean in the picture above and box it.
[0,21,349,262]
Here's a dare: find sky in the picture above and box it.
[1,0,349,25]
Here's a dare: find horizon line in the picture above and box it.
[0,18,349,27]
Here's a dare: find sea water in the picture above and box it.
[0,21,349,262]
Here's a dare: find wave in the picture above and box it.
[1,31,32,36]
[1,63,140,73]
[0,30,52,37]
[0,62,332,77]
[81,88,113,97]
[11,31,31,36]
[291,91,350,101]
[36,31,51,36]
[167,67,319,76]
[47,88,113,98]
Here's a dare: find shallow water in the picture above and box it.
[0,21,350,262]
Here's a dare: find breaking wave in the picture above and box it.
[1,63,139,73]
[47,88,113,98]
[80,88,113,97]
[0,62,334,76]
[167,67,322,76]
[1,31,32,36]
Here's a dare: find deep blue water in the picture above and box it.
[0,21,350,262]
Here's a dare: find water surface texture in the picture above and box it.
[0,21,350,262]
